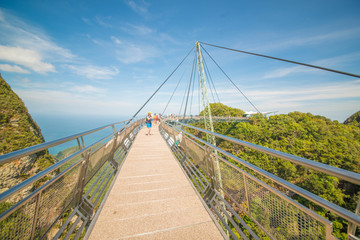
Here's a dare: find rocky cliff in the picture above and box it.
[0,74,53,199]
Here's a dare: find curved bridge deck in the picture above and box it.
[88,125,223,239]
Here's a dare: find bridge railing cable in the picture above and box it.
[200,41,360,79]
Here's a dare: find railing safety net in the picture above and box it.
[0,118,144,240]
[160,119,360,240]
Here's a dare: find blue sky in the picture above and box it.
[1,0,360,122]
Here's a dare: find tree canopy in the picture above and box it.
[193,105,360,239]
[200,103,245,117]
[344,110,360,128]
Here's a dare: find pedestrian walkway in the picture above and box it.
[88,125,224,239]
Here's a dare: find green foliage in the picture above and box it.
[200,102,245,117]
[0,75,53,169]
[344,110,360,128]
[1,76,43,152]
[191,106,360,238]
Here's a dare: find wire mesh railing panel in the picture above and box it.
[34,163,82,238]
[114,132,125,150]
[182,137,209,177]
[85,145,105,184]
[0,197,37,240]
[102,137,115,157]
[246,176,328,239]
[0,119,144,240]
[217,158,247,212]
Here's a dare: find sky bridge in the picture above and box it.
[87,126,224,240]
[1,42,360,239]
[1,117,360,239]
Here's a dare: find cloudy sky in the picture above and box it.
[1,0,360,122]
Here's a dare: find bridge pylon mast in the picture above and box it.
[195,42,216,145]
[195,42,225,196]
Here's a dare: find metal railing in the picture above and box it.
[160,119,360,240]
[166,116,249,123]
[0,118,144,240]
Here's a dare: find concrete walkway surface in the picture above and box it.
[88,125,224,240]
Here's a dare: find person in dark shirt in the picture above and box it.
[145,111,152,136]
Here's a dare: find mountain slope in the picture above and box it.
[0,74,53,197]
[344,110,360,128]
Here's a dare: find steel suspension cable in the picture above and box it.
[162,55,193,115]
[203,55,221,102]
[202,56,217,103]
[201,45,261,113]
[129,46,194,123]
[178,80,188,116]
[183,55,196,118]
[189,62,197,115]
[200,41,360,79]
[179,55,196,116]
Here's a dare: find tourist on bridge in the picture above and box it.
[146,111,152,136]
[154,113,159,124]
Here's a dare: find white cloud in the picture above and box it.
[111,36,122,45]
[254,28,360,53]
[95,15,113,28]
[115,43,158,63]
[0,45,55,73]
[217,80,360,103]
[0,63,30,73]
[213,80,360,121]
[0,9,76,73]
[0,10,4,21]
[71,85,106,94]
[262,52,360,79]
[262,66,309,79]
[82,17,92,25]
[67,65,119,79]
[125,0,149,15]
[14,88,135,116]
[121,23,152,35]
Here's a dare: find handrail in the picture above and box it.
[0,117,145,240]
[174,126,360,226]
[0,128,117,203]
[177,122,360,185]
[161,119,360,239]
[0,119,130,165]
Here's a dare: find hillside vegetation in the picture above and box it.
[200,102,245,117]
[344,110,360,128]
[193,103,360,239]
[0,75,54,194]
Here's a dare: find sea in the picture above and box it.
[32,114,131,155]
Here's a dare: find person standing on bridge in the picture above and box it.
[146,111,152,136]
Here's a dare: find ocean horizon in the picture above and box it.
[32,113,131,155]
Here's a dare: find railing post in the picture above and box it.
[30,191,42,240]
[121,123,129,151]
[204,146,216,202]
[348,194,360,238]
[108,125,120,170]
[73,149,92,217]
[243,174,252,217]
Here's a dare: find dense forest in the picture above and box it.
[196,103,360,239]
